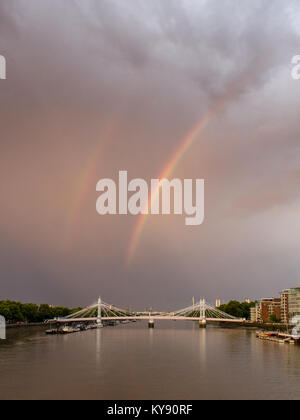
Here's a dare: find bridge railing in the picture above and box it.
[53,298,243,323]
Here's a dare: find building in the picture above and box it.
[257,298,281,323]
[280,288,300,324]
[252,288,300,325]
[250,306,258,323]
[287,288,300,321]
[216,299,221,308]
[281,290,289,324]
[245,299,251,304]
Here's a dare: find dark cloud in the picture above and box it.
[0,0,300,307]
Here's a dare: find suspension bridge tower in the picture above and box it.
[97,297,103,328]
[199,299,207,329]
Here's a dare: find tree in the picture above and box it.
[52,306,71,318]
[0,301,24,322]
[0,300,80,323]
[21,303,39,323]
[0,301,12,320]
[38,304,53,321]
[218,300,256,320]
[269,313,280,323]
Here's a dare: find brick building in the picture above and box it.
[257,298,281,323]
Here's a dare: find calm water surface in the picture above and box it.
[0,322,300,400]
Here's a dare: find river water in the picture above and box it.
[0,322,300,400]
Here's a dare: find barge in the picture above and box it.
[256,331,299,345]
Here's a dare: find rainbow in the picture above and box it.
[62,122,115,253]
[126,95,231,267]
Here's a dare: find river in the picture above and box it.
[0,322,300,400]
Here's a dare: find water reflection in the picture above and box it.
[96,328,102,365]
[198,329,207,365]
[1,323,300,400]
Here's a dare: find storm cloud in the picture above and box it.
[0,0,300,309]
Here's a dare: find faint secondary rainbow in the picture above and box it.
[62,123,115,254]
[126,97,229,267]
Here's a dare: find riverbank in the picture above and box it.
[6,323,47,329]
[248,322,292,332]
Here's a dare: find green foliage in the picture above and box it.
[21,303,39,322]
[218,300,256,320]
[0,301,24,322]
[269,313,280,323]
[0,300,75,323]
[70,307,82,315]
[38,304,53,321]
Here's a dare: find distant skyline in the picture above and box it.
[0,0,300,309]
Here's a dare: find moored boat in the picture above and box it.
[61,326,80,334]
[46,329,60,335]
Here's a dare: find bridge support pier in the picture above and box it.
[148,320,154,329]
[199,319,207,329]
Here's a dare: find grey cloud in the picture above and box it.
[0,0,300,307]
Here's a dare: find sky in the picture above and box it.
[0,0,300,310]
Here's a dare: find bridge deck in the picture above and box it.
[54,316,245,323]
